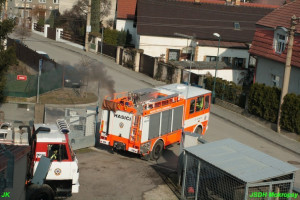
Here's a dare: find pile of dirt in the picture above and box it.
[6,88,98,105]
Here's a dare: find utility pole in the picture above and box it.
[277,15,299,133]
[85,0,91,51]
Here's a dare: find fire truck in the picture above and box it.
[100,83,211,160]
[0,119,79,200]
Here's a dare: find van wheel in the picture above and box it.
[26,184,54,200]
[195,126,202,135]
[150,140,163,160]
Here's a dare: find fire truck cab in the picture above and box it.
[26,119,79,200]
[100,84,211,160]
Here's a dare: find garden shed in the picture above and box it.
[181,138,298,200]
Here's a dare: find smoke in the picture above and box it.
[75,55,116,95]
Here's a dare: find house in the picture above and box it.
[116,0,138,43]
[249,0,300,94]
[6,0,59,24]
[136,0,275,66]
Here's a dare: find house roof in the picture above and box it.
[136,0,274,43]
[257,0,300,31]
[197,40,248,48]
[0,144,31,171]
[117,0,137,19]
[249,0,300,68]
[185,138,298,183]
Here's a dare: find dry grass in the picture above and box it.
[6,88,98,104]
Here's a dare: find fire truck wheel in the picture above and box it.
[150,140,163,160]
[26,184,54,200]
[195,126,202,135]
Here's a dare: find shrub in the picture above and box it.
[280,93,300,134]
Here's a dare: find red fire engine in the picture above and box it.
[100,84,211,160]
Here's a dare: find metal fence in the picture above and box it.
[45,106,98,150]
[7,38,57,71]
[181,152,295,200]
[98,42,117,59]
[4,67,63,98]
[139,54,155,77]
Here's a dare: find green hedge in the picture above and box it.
[205,77,243,106]
[280,93,300,134]
[248,83,300,135]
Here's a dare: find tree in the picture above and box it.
[91,0,100,33]
[0,0,17,102]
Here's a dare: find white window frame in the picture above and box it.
[273,27,288,54]
[53,0,59,4]
[39,0,46,3]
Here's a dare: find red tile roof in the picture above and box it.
[116,0,278,20]
[137,0,273,43]
[249,0,300,68]
[257,0,300,32]
[249,28,300,68]
[197,40,248,48]
[0,144,31,171]
[117,0,137,19]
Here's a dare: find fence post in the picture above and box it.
[116,46,122,65]
[174,66,183,83]
[56,28,63,41]
[44,24,50,38]
[134,50,142,72]
[153,58,159,79]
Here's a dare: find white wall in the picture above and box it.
[197,46,250,68]
[138,35,249,68]
[116,19,137,46]
[187,69,247,85]
[138,35,193,57]
[255,57,300,94]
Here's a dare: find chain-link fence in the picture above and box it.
[181,142,296,200]
[45,106,98,150]
[4,67,63,98]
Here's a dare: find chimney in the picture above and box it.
[236,0,240,5]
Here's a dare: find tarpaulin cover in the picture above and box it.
[102,99,118,112]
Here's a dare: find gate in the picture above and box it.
[98,42,117,59]
[139,54,155,77]
[47,27,56,40]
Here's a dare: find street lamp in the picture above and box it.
[212,32,221,104]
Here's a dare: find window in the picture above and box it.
[39,0,46,3]
[275,34,286,53]
[233,58,245,68]
[272,74,280,87]
[222,57,231,65]
[205,96,210,109]
[196,96,204,112]
[205,56,217,62]
[189,99,195,114]
[168,49,180,61]
[273,27,288,54]
[48,144,68,161]
[53,0,59,3]
[234,22,240,30]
